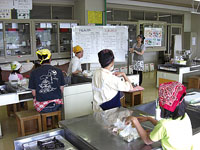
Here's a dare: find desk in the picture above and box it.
[0,89,33,138]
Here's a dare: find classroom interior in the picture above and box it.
[0,0,200,149]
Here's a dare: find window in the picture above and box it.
[172,15,183,24]
[107,8,113,21]
[159,13,171,23]
[35,23,58,53]
[131,10,144,21]
[52,6,73,19]
[145,12,157,21]
[31,5,51,19]
[5,23,31,56]
[114,10,129,21]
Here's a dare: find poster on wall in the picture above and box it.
[0,9,11,19]
[144,27,162,47]
[17,9,30,19]
[0,0,13,9]
[14,0,32,10]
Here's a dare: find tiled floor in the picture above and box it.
[0,71,158,150]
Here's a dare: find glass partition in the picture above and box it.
[35,22,58,53]
[0,23,4,56]
[59,23,72,53]
[5,23,31,56]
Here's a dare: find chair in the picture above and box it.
[15,110,42,136]
[41,110,61,131]
[7,102,28,117]
[124,90,143,107]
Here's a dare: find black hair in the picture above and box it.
[11,69,20,74]
[98,49,114,68]
[137,34,145,42]
[161,94,186,120]
[41,59,50,64]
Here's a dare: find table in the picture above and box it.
[59,109,161,150]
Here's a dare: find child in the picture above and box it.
[8,61,23,82]
[126,82,193,150]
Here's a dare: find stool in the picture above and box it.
[15,110,42,137]
[7,102,28,117]
[41,110,61,131]
[120,95,126,107]
[124,90,143,107]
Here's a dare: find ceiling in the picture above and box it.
[130,0,197,8]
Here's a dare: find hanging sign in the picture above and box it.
[14,0,32,10]
[0,9,11,19]
[17,9,30,19]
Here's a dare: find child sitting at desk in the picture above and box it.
[126,82,193,150]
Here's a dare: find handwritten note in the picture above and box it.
[72,26,128,63]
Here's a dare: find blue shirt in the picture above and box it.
[29,64,65,102]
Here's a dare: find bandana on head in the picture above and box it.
[159,82,186,112]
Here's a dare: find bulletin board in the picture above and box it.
[144,27,162,47]
[72,26,128,63]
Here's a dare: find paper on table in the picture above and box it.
[185,92,200,104]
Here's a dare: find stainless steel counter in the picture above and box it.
[14,129,78,150]
[59,110,161,150]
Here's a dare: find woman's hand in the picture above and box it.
[129,48,134,53]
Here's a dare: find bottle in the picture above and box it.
[155,105,161,121]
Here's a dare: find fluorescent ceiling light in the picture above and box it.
[194,0,200,1]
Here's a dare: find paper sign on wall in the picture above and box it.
[144,27,162,47]
[47,23,52,28]
[88,11,102,24]
[14,0,32,10]
[0,0,13,9]
[0,9,11,19]
[60,23,70,28]
[40,23,46,28]
[17,9,30,19]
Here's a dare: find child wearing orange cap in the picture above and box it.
[67,45,84,83]
[125,82,193,150]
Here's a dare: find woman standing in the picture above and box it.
[129,35,145,86]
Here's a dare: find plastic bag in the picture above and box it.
[112,119,139,142]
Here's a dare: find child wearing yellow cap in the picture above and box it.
[67,45,84,83]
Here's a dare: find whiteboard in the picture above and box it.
[72,26,128,63]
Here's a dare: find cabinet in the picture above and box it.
[63,83,93,119]
[0,19,79,63]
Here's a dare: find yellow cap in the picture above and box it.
[73,45,83,53]
[36,49,52,64]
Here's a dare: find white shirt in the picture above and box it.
[92,68,132,112]
[67,56,82,76]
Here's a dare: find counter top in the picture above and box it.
[59,109,161,150]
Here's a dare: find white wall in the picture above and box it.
[74,0,85,25]
[191,14,200,58]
